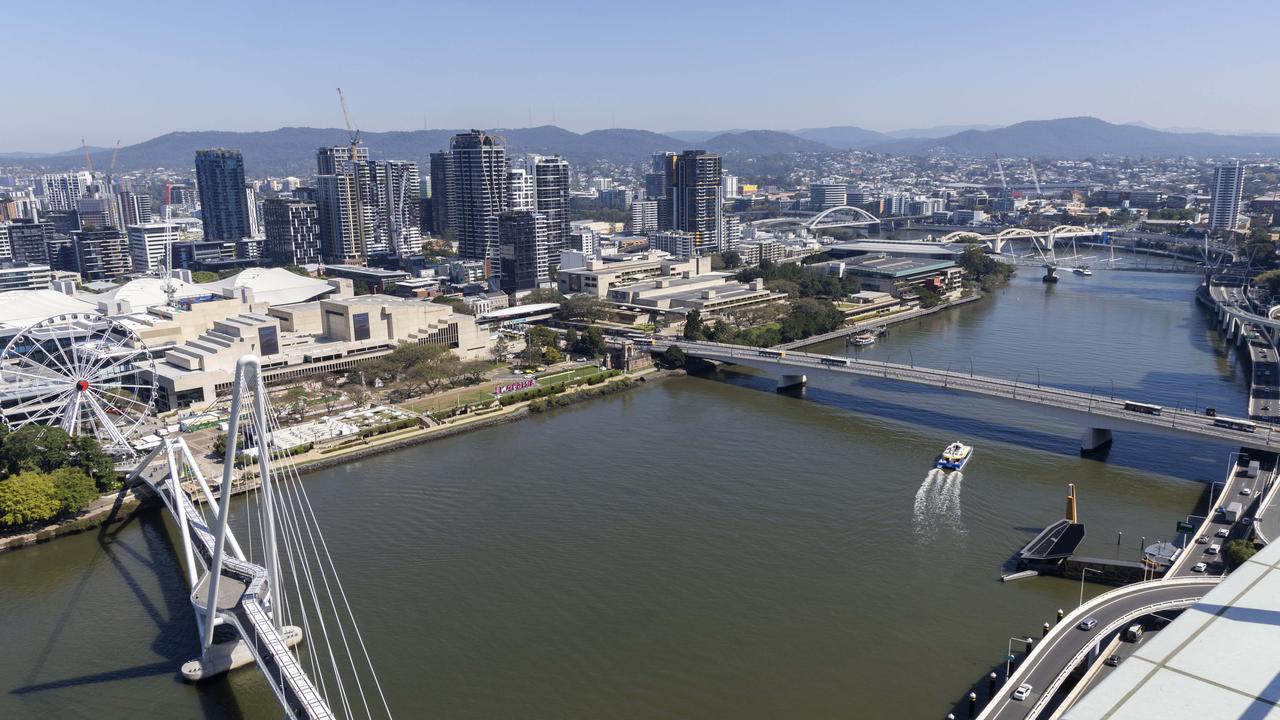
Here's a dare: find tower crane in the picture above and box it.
[81,139,93,174]
[336,88,369,264]
[1028,159,1043,197]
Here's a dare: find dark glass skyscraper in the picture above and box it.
[671,150,723,253]
[533,155,569,271]
[447,131,507,276]
[194,149,251,241]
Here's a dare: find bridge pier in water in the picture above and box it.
[777,374,807,392]
[1080,427,1113,456]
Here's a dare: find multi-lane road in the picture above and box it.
[977,578,1220,720]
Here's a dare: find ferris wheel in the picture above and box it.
[0,313,157,454]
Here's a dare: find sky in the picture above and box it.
[5,0,1280,152]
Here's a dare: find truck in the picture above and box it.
[1224,501,1244,523]
[1124,624,1144,642]
[1246,460,1261,479]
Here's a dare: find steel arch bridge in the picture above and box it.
[752,206,882,232]
[937,225,1095,253]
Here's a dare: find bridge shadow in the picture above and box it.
[10,487,245,719]
[695,366,1230,484]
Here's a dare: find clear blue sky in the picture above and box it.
[5,0,1279,151]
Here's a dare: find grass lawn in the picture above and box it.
[536,365,604,385]
[406,383,503,412]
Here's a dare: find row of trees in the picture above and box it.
[683,298,845,347]
[736,261,860,300]
[0,426,118,530]
[359,342,491,400]
[958,246,1015,291]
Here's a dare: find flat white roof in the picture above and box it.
[1066,539,1280,718]
[0,289,97,330]
[478,303,559,319]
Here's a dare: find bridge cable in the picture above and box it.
[261,390,393,719]
[244,386,355,717]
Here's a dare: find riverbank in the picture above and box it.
[0,367,672,553]
[776,292,984,350]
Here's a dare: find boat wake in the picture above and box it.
[912,468,965,541]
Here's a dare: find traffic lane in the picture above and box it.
[983,584,1214,719]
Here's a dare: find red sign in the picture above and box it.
[494,378,537,396]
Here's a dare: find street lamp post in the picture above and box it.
[1078,567,1102,607]
[1006,636,1035,680]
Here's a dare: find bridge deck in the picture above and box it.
[657,340,1280,451]
[156,482,336,720]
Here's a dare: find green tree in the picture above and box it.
[573,326,606,357]
[779,298,844,343]
[722,250,743,269]
[213,433,227,457]
[543,346,563,364]
[683,309,705,341]
[283,265,312,277]
[660,345,687,369]
[0,471,60,527]
[1223,539,1258,570]
[50,467,98,515]
[560,295,609,322]
[913,284,942,308]
[1255,269,1280,296]
[522,288,566,305]
[491,335,511,363]
[458,360,491,384]
[191,270,220,283]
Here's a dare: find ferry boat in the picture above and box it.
[936,441,973,471]
[848,332,876,347]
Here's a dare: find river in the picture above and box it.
[0,267,1250,719]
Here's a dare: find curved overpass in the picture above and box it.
[977,577,1220,720]
[653,340,1280,452]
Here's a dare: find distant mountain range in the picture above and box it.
[3,117,1278,176]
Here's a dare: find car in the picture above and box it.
[513,369,524,375]
[1105,654,1123,667]
[1216,528,1230,538]
[1012,683,1033,701]
[1242,517,1254,526]
[1192,562,1208,572]
[1196,535,1209,544]
[1241,488,1253,496]
[1078,618,1098,631]
[1207,544,1221,555]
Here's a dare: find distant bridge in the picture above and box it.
[750,206,882,231]
[932,225,1099,254]
[649,339,1280,452]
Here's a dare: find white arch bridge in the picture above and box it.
[933,225,1100,254]
[750,205,883,232]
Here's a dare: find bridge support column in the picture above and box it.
[777,374,807,392]
[1080,427,1113,456]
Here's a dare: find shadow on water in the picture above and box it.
[696,367,1228,484]
[10,490,244,719]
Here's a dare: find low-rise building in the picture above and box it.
[150,295,490,409]
[814,254,964,299]
[556,252,711,297]
[606,272,783,318]
[0,262,51,292]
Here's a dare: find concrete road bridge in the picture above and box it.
[976,577,1220,720]
[648,339,1280,452]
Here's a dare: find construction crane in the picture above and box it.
[81,139,93,174]
[1028,159,1043,197]
[335,88,368,264]
[105,140,122,191]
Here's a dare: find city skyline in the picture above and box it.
[5,0,1280,151]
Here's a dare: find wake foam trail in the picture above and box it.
[913,468,945,541]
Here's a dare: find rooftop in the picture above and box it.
[1065,539,1280,718]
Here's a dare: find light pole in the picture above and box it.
[1078,567,1102,607]
[1006,636,1035,679]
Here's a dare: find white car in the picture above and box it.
[1207,544,1221,555]
[1241,488,1253,496]
[1196,535,1209,544]
[1012,683,1033,701]
[1192,562,1207,573]
[1216,528,1230,538]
